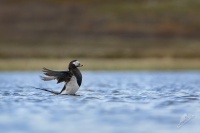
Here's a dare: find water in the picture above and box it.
[0,71,200,133]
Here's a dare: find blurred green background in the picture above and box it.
[0,0,200,70]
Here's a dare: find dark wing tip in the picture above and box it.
[40,76,47,81]
[42,67,49,72]
[42,67,52,76]
[40,76,56,81]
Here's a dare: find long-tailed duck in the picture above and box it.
[41,60,83,95]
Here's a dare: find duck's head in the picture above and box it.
[68,60,83,69]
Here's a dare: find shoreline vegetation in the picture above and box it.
[0,0,200,71]
[0,58,200,71]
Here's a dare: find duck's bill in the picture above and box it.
[78,64,83,67]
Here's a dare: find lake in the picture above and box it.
[0,71,200,133]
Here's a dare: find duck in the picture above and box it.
[41,60,83,95]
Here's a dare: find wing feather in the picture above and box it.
[41,67,72,83]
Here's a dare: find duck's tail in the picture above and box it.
[34,87,60,95]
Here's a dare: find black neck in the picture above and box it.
[69,68,82,86]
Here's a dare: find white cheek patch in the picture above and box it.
[73,61,80,66]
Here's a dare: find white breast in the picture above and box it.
[61,76,79,95]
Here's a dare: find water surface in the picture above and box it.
[0,71,200,133]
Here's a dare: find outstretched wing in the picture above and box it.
[41,67,72,83]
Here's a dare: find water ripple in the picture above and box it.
[0,71,200,133]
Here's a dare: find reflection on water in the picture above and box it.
[0,71,200,133]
